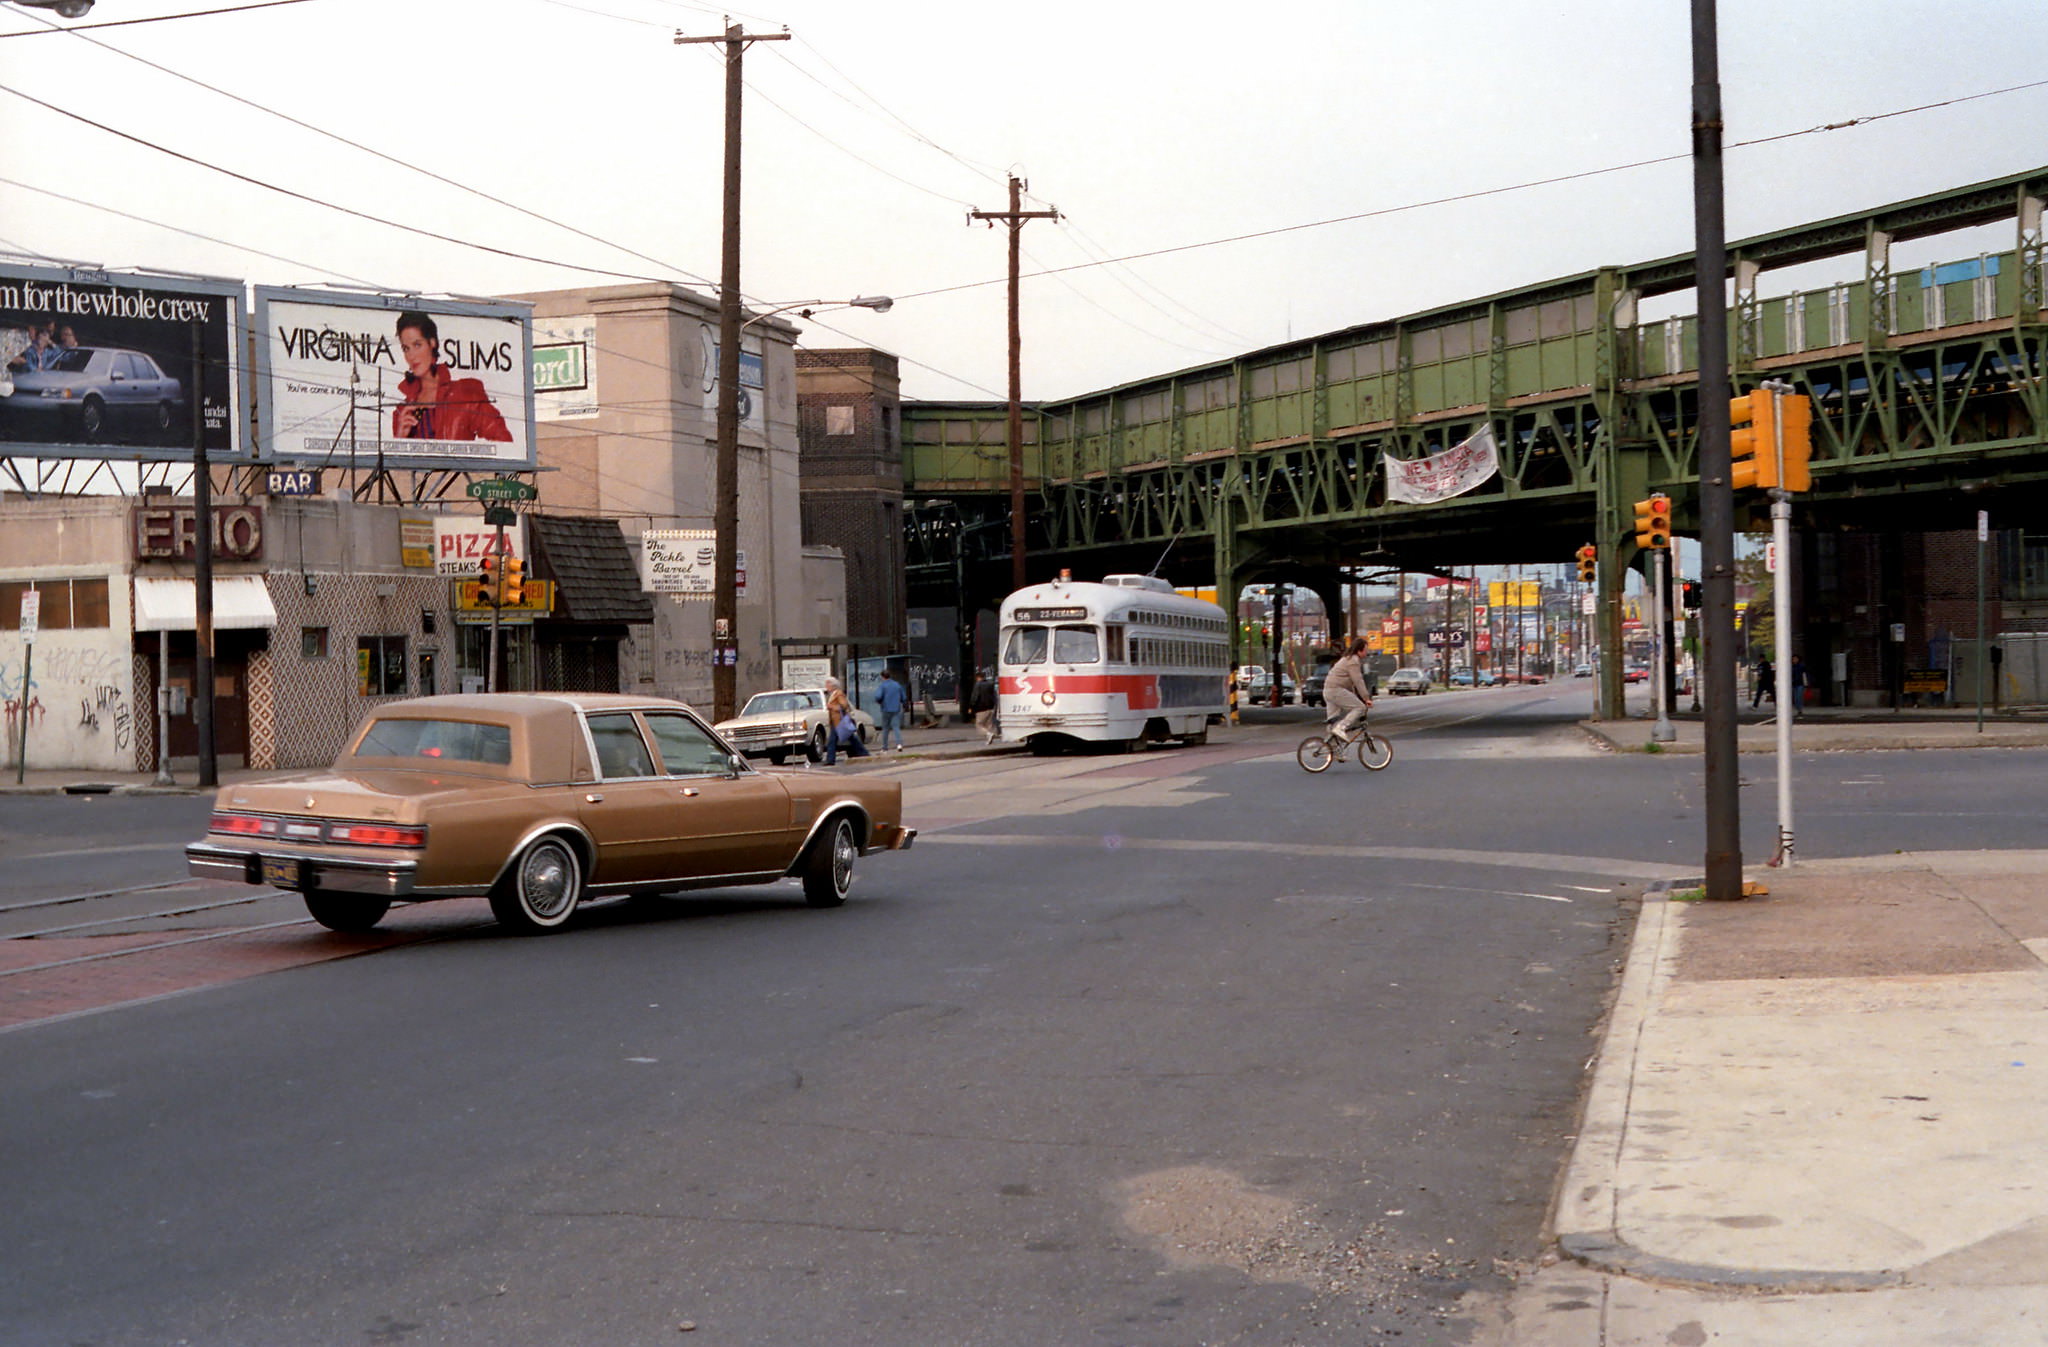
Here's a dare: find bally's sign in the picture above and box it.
[132,505,265,561]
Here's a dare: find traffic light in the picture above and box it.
[1681,579,1702,610]
[1632,494,1671,550]
[1777,392,1813,492]
[1575,543,1597,583]
[478,555,500,606]
[1729,389,1776,490]
[501,557,525,607]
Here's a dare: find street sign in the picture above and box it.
[18,589,39,644]
[466,478,537,501]
[483,505,518,526]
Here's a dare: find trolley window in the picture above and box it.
[1052,625,1100,664]
[1002,625,1049,665]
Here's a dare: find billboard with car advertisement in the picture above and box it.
[254,288,534,470]
[0,262,245,461]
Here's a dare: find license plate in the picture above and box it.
[259,856,303,890]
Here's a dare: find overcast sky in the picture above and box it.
[3,0,2045,405]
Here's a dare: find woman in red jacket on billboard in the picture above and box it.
[392,311,512,443]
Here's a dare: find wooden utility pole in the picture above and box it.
[678,21,788,722]
[970,175,1058,593]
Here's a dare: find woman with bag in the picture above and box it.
[821,677,869,766]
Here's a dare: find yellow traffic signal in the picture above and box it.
[501,557,525,607]
[1633,494,1671,551]
[1729,389,1776,491]
[1777,393,1813,492]
[479,555,500,606]
[1576,543,1597,583]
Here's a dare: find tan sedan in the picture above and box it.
[186,693,915,935]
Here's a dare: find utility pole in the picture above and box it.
[971,175,1059,594]
[678,20,789,722]
[190,321,217,789]
[1691,0,1743,899]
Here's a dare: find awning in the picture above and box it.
[133,576,279,633]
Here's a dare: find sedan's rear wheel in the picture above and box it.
[490,835,583,934]
[802,817,857,907]
[303,890,391,933]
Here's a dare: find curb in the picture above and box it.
[1550,878,1908,1295]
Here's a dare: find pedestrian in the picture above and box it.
[971,669,997,739]
[875,667,907,751]
[1752,655,1775,707]
[821,677,868,765]
[1790,655,1808,718]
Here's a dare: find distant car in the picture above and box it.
[2,346,186,443]
[1477,669,1500,686]
[1300,658,1336,707]
[1623,666,1649,684]
[714,688,875,764]
[185,693,915,935]
[1238,669,1297,704]
[1385,668,1431,696]
[1448,669,1475,687]
[1573,663,1594,678]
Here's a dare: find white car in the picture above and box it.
[713,689,875,764]
[1384,668,1431,696]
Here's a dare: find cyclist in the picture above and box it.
[1322,636,1375,742]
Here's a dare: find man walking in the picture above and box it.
[875,667,908,751]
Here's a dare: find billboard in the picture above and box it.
[0,262,245,461]
[533,314,598,421]
[254,288,534,470]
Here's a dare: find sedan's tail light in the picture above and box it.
[210,812,279,837]
[326,822,428,848]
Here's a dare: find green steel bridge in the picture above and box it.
[903,167,2048,705]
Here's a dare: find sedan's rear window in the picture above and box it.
[353,717,513,765]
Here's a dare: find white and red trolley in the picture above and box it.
[995,574,1230,752]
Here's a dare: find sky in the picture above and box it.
[3,0,2047,406]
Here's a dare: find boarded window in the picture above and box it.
[825,405,855,436]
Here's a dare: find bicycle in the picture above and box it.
[1296,715,1393,773]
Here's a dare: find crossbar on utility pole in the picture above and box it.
[678,20,789,723]
[970,175,1059,594]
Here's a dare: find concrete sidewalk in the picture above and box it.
[1582,704,2048,754]
[1492,852,2048,1344]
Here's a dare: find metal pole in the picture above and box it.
[1652,549,1674,742]
[154,628,174,786]
[1977,509,1989,733]
[190,320,217,789]
[12,640,28,784]
[1691,0,1742,898]
[1771,491,1794,864]
[487,520,505,694]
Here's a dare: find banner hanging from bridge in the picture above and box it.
[1383,423,1499,504]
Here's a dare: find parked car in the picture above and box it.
[185,693,915,935]
[1477,669,1501,686]
[1448,668,1475,687]
[1,346,186,444]
[1573,663,1594,678]
[713,688,875,763]
[1623,665,1649,684]
[1384,667,1431,695]
[1239,668,1298,704]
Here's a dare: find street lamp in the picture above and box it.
[710,294,892,721]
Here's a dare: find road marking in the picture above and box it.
[915,832,1688,880]
[1399,881,1573,903]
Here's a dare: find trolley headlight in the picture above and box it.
[1040,688,1057,707]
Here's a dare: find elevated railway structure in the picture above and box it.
[903,168,2048,715]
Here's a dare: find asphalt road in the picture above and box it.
[1,686,2040,1345]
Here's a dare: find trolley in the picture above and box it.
[996,574,1230,753]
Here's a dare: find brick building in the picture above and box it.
[794,348,905,654]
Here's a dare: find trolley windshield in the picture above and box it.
[1002,623,1100,665]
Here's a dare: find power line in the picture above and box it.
[0,0,321,39]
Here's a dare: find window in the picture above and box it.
[357,635,408,696]
[825,405,855,436]
[0,578,109,630]
[1002,625,1048,666]
[353,717,511,765]
[645,712,733,776]
[587,713,656,779]
[302,626,330,659]
[1053,625,1100,664]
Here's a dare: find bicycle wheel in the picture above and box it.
[1295,734,1337,773]
[1355,730,1394,770]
